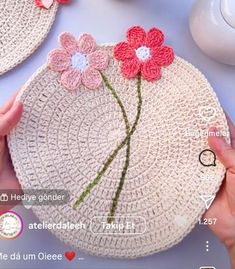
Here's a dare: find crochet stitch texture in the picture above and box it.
[0,0,58,75]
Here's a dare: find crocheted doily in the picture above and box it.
[0,0,58,75]
[8,34,228,258]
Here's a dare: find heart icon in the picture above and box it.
[65,251,76,261]
[199,106,216,122]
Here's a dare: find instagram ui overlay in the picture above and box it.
[27,216,146,235]
[90,216,146,235]
[0,250,84,263]
[0,211,23,240]
[0,189,70,207]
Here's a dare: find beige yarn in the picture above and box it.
[0,0,58,75]
[8,46,229,258]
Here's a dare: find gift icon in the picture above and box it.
[0,193,9,202]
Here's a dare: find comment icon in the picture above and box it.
[199,149,216,167]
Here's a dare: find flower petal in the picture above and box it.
[59,32,78,55]
[81,68,102,90]
[114,42,135,61]
[35,0,53,9]
[146,28,164,48]
[152,46,174,66]
[141,60,161,81]
[57,0,70,3]
[120,58,141,79]
[77,34,97,54]
[61,69,82,91]
[127,26,146,48]
[88,50,109,71]
[48,49,70,72]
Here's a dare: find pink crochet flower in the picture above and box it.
[114,26,174,81]
[35,0,70,9]
[48,32,109,90]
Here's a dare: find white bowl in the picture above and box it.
[190,0,235,65]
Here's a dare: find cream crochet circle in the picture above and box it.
[0,0,58,75]
[8,46,228,258]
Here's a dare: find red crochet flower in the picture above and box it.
[114,26,174,81]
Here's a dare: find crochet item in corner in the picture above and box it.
[8,26,229,259]
[0,0,71,75]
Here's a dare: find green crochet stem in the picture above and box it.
[108,75,142,223]
[73,73,130,209]
[107,137,131,223]
[101,73,131,135]
[101,73,131,223]
[73,75,142,219]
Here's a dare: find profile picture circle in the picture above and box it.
[0,211,23,239]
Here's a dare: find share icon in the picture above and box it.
[200,195,215,210]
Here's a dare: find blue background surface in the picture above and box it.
[0,0,235,268]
